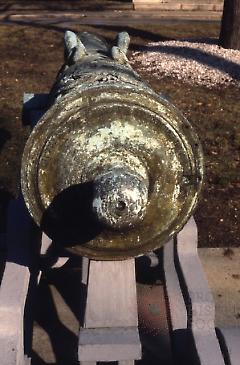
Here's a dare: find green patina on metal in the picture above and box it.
[21,31,204,260]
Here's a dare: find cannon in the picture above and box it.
[21,31,203,260]
[1,30,239,365]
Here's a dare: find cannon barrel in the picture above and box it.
[21,31,204,260]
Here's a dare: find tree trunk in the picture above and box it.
[219,0,240,50]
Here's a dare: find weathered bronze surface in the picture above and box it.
[21,31,204,259]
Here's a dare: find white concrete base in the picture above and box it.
[78,259,141,364]
[79,327,141,362]
[133,0,223,11]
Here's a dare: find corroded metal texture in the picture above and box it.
[21,31,204,260]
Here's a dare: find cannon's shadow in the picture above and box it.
[41,182,103,248]
[0,128,11,151]
[31,254,174,365]
[0,128,12,233]
[30,266,83,365]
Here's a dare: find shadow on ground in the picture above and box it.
[30,253,173,365]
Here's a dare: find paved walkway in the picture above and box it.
[0,9,221,27]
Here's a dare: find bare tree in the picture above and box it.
[219,0,240,50]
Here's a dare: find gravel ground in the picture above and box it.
[131,38,240,88]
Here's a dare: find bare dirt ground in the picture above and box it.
[0,2,239,250]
